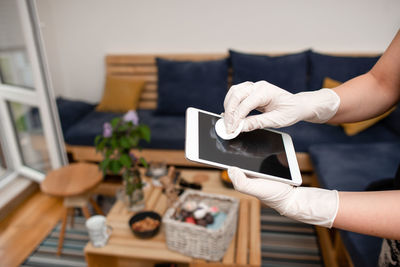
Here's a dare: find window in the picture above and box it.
[0,0,66,186]
[8,102,51,173]
[0,142,6,177]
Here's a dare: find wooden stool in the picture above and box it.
[41,162,103,256]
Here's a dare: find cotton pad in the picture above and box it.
[215,118,244,140]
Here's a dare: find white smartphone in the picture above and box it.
[185,107,302,186]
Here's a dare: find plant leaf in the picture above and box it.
[120,136,131,149]
[120,154,132,168]
[128,136,139,147]
[111,117,121,128]
[99,157,111,173]
[139,125,151,143]
[110,159,122,174]
[97,139,107,152]
[111,136,118,150]
[94,135,102,146]
[139,156,148,168]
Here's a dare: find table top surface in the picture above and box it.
[84,168,261,266]
[41,162,103,197]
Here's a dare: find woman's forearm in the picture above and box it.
[328,30,400,124]
[333,191,400,240]
[328,73,391,123]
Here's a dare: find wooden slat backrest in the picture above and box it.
[106,52,379,110]
[106,54,228,110]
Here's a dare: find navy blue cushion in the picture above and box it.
[340,231,382,267]
[64,111,122,146]
[309,142,400,191]
[308,51,380,90]
[229,50,309,93]
[382,106,400,136]
[137,109,185,150]
[309,142,400,267]
[279,121,400,153]
[56,97,95,135]
[64,109,186,150]
[156,58,228,115]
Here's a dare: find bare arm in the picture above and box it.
[333,191,400,240]
[329,30,400,124]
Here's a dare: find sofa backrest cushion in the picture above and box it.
[309,51,380,90]
[229,50,309,94]
[56,97,95,134]
[96,76,145,113]
[156,57,229,115]
[383,106,400,136]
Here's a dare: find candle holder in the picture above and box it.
[147,161,167,187]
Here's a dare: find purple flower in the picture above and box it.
[103,122,112,137]
[123,110,139,125]
[129,153,137,163]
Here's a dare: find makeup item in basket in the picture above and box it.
[177,200,224,228]
[204,213,214,224]
[85,215,112,247]
[185,217,196,224]
[208,206,219,215]
[182,201,198,212]
[193,208,207,219]
[206,212,227,230]
[163,190,239,261]
[196,219,208,227]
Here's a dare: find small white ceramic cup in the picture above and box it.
[85,215,112,247]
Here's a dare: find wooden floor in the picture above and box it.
[0,190,63,267]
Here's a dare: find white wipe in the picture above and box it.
[215,118,244,140]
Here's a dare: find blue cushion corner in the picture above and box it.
[229,49,309,93]
[156,57,229,115]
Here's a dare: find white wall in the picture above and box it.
[36,0,400,103]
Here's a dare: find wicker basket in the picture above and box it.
[163,190,239,261]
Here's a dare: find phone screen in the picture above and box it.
[198,112,292,179]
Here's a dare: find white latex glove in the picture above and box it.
[223,81,340,133]
[228,167,339,228]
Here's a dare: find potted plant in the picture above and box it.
[95,110,151,211]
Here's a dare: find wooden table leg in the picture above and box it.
[82,206,91,219]
[57,207,69,256]
[89,197,104,215]
[69,208,75,228]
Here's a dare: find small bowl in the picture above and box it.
[129,211,161,239]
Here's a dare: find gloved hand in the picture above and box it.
[228,167,339,228]
[223,81,341,133]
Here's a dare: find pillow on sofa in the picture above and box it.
[323,77,395,136]
[156,57,228,115]
[382,106,400,136]
[309,51,380,90]
[96,76,145,113]
[56,97,95,134]
[229,50,309,93]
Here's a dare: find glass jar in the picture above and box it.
[119,167,145,212]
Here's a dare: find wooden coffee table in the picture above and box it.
[84,169,261,267]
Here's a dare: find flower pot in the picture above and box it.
[118,168,145,212]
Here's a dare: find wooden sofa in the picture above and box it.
[62,52,389,267]
[65,53,313,172]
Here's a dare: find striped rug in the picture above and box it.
[260,208,322,267]
[21,216,88,267]
[22,206,322,267]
